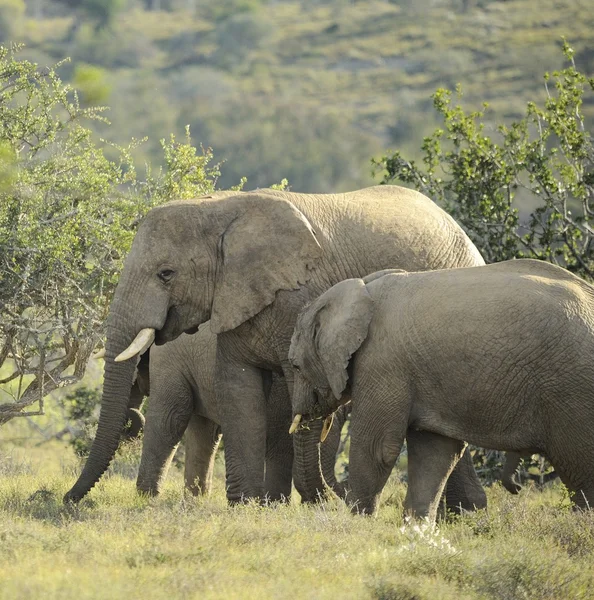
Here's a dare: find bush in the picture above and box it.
[213,12,273,69]
[373,41,594,274]
[0,46,222,425]
[73,63,112,105]
[202,0,262,23]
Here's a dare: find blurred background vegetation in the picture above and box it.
[1,0,591,194]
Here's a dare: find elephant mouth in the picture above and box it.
[289,411,336,443]
[154,305,202,345]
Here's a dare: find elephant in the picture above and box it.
[134,324,223,497]
[64,185,488,510]
[288,259,594,522]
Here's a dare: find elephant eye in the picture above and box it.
[292,363,301,373]
[158,269,175,284]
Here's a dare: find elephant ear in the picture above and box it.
[210,195,323,334]
[315,278,374,400]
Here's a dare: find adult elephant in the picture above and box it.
[64,186,487,507]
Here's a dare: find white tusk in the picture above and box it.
[92,348,106,359]
[289,414,302,435]
[320,414,334,443]
[114,328,155,362]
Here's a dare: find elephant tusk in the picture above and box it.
[115,328,155,363]
[289,414,302,435]
[91,348,106,359]
[320,414,334,443]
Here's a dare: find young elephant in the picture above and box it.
[288,259,594,522]
[136,323,294,499]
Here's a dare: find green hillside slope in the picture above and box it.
[10,0,594,191]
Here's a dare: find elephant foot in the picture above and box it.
[136,485,159,497]
[502,478,522,495]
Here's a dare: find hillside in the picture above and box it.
[11,0,594,193]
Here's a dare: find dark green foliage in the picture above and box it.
[81,0,125,29]
[202,0,263,23]
[60,386,100,456]
[373,41,594,275]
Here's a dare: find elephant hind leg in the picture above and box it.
[547,447,594,511]
[405,430,467,524]
[184,414,222,497]
[442,447,488,512]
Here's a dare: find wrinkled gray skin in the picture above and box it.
[289,259,594,522]
[64,186,487,508]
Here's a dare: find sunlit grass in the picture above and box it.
[1,445,594,600]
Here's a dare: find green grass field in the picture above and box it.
[1,442,593,599]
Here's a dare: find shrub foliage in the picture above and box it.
[373,41,594,275]
[0,45,221,425]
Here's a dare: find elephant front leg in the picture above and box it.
[136,379,193,496]
[216,352,268,504]
[404,430,467,524]
[263,374,293,502]
[184,414,222,496]
[348,411,406,515]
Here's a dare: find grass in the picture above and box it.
[1,443,594,599]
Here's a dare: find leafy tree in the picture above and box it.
[0,46,221,425]
[59,385,101,456]
[373,41,594,275]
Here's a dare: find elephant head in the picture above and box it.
[289,278,374,428]
[64,193,322,503]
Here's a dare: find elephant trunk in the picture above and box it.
[293,403,350,503]
[64,309,143,503]
[293,420,327,503]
